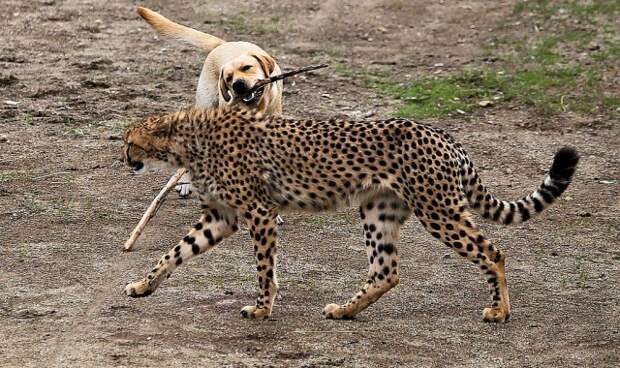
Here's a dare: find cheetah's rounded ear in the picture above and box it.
[149,115,174,138]
[251,52,276,77]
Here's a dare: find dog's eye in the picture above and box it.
[240,65,252,71]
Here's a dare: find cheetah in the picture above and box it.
[122,106,579,322]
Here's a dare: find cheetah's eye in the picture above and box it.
[240,65,252,72]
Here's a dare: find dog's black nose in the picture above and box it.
[232,80,248,94]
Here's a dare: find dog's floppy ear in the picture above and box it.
[219,69,231,102]
[252,52,276,77]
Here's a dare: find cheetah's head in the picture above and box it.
[123,115,176,174]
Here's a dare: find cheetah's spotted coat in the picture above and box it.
[122,106,579,322]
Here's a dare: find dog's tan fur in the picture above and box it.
[137,6,283,114]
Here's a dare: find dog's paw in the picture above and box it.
[175,182,192,198]
[275,215,285,225]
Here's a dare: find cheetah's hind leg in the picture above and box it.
[414,198,510,322]
[323,191,410,319]
[240,206,280,319]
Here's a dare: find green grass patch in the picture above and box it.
[18,113,35,125]
[508,0,620,64]
[336,63,617,118]
[0,170,32,182]
[18,196,77,220]
[65,118,134,138]
[218,14,284,35]
[19,197,49,214]
[392,68,581,118]
[591,37,620,61]
[252,16,285,35]
[531,37,560,64]
[98,119,133,135]
[602,96,620,110]
[513,0,557,18]
[336,62,618,118]
[220,14,249,33]
[562,29,596,47]
[514,0,620,21]
[335,0,618,119]
[567,0,620,18]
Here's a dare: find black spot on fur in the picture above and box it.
[382,243,395,255]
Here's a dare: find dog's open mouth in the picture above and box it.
[241,86,264,104]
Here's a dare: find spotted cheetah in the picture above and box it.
[122,106,579,322]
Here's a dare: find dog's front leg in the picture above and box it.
[240,206,279,319]
[175,170,193,198]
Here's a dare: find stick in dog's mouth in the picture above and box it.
[230,64,328,107]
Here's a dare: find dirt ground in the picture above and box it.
[1,0,618,367]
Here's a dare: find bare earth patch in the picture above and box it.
[0,1,618,367]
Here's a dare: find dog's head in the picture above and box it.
[218,51,276,106]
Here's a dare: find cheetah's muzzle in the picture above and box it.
[131,161,144,172]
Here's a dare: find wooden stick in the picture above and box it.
[230,64,328,106]
[124,168,187,251]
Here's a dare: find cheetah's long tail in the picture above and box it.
[462,147,579,225]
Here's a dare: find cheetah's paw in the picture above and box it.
[482,307,510,323]
[322,303,354,320]
[124,280,154,298]
[240,305,271,319]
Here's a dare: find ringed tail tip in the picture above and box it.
[549,147,580,183]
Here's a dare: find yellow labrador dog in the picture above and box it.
[137,6,283,201]
[137,6,282,113]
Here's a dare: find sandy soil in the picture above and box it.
[0,1,618,367]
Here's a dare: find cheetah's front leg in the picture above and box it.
[125,203,237,297]
[240,206,279,319]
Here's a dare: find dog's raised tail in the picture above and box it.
[136,6,225,52]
